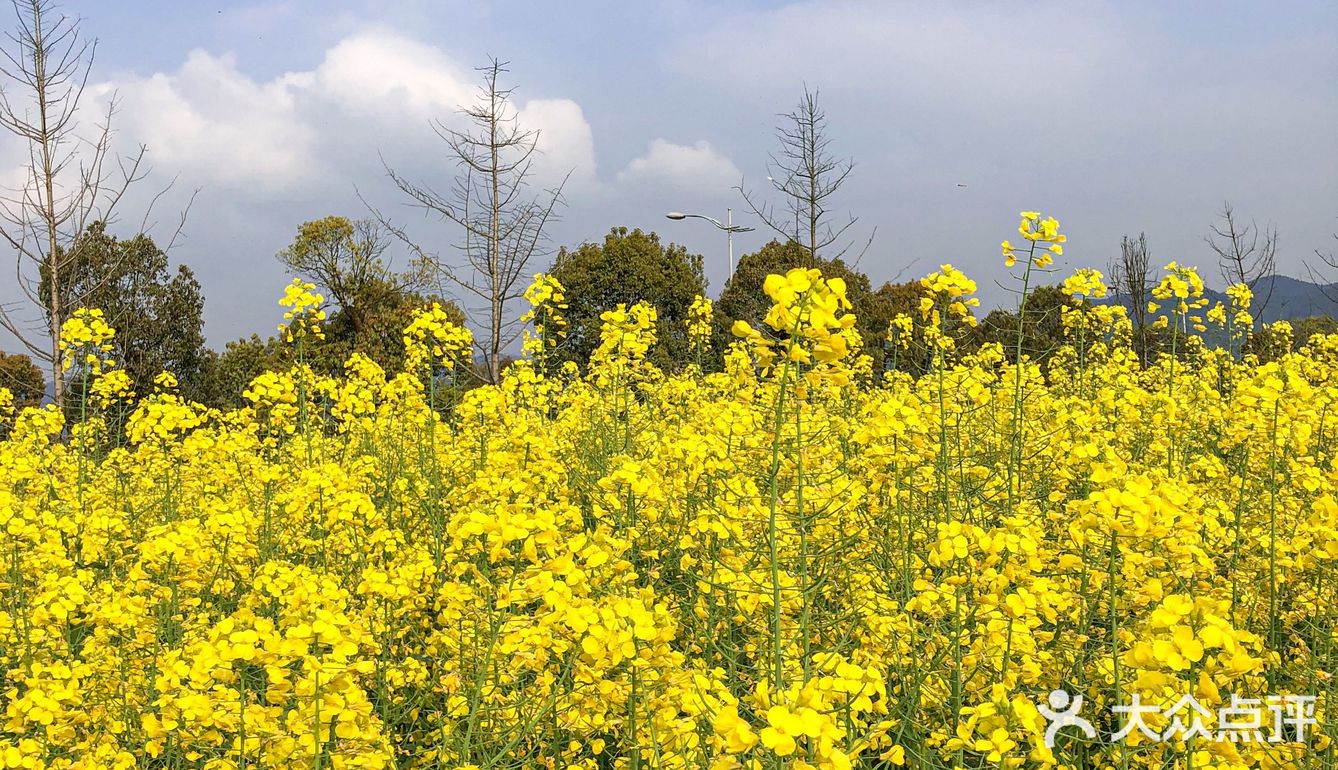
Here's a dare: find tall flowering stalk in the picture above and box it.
[1148,261,1208,473]
[918,264,979,522]
[885,313,914,376]
[686,295,713,373]
[1206,283,1255,361]
[521,273,569,372]
[1059,268,1112,397]
[1000,211,1064,515]
[277,279,326,458]
[0,387,12,438]
[57,308,115,502]
[590,301,659,455]
[734,267,856,699]
[402,302,472,565]
[403,302,474,386]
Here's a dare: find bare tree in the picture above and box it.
[1207,201,1277,317]
[0,0,174,404]
[1304,222,1338,301]
[376,58,567,383]
[740,85,869,262]
[1109,232,1154,366]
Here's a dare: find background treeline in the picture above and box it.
[0,2,1334,413]
[6,213,1337,416]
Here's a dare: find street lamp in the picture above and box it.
[665,209,754,276]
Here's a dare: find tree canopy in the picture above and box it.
[39,221,207,401]
[0,351,44,409]
[273,215,463,381]
[713,239,890,372]
[549,227,707,372]
[277,216,424,337]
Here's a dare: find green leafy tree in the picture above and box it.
[872,280,932,375]
[277,216,424,337]
[972,285,1075,367]
[0,351,45,408]
[196,336,284,409]
[195,286,467,410]
[313,279,466,376]
[276,215,463,378]
[39,221,207,400]
[713,239,890,371]
[550,227,706,372]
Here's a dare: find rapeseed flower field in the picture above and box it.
[3,213,1337,770]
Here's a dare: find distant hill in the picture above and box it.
[1210,274,1338,324]
[1103,274,1338,324]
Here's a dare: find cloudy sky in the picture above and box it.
[3,0,1336,347]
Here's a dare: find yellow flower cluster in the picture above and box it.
[1059,268,1125,340]
[6,222,1338,770]
[278,279,326,343]
[687,294,713,355]
[918,264,980,352]
[1001,211,1066,269]
[402,302,473,373]
[521,273,569,359]
[1061,267,1107,300]
[1227,282,1253,315]
[126,389,205,444]
[732,268,857,372]
[589,301,659,388]
[1148,261,1211,332]
[886,312,914,351]
[919,264,979,319]
[58,308,116,374]
[1208,283,1256,332]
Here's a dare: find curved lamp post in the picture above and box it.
[665,208,754,276]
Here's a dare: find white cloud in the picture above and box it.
[617,139,741,192]
[0,25,744,345]
[92,30,601,196]
[519,99,598,189]
[306,30,474,116]
[89,50,317,194]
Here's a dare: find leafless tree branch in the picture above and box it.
[374,57,569,382]
[0,0,183,404]
[737,85,866,263]
[1207,201,1278,317]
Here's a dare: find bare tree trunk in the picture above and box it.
[376,58,567,384]
[740,85,868,264]
[0,0,166,406]
[489,84,502,380]
[35,4,62,402]
[1208,201,1278,318]
[1111,232,1153,366]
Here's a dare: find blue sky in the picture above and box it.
[5,0,1337,346]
